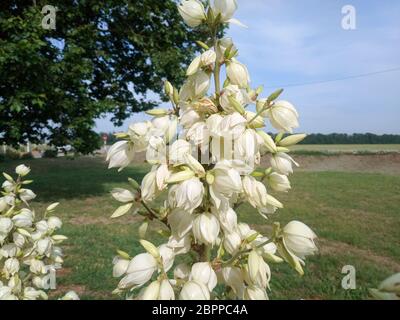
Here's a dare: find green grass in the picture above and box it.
[1,157,399,300]
[291,144,400,155]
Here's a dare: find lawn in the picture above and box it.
[1,156,399,300]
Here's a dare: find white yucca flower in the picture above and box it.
[106,0,315,301]
[0,166,76,300]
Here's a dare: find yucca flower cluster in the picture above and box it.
[107,0,317,300]
[0,165,77,300]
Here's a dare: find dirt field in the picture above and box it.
[263,154,400,175]
[132,151,400,175]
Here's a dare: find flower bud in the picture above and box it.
[279,133,307,147]
[140,239,160,259]
[164,80,173,96]
[111,188,136,203]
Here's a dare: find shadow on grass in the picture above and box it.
[0,157,149,202]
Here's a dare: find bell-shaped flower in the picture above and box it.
[237,223,257,240]
[212,206,237,233]
[178,0,206,28]
[112,257,130,278]
[158,244,175,272]
[192,213,220,246]
[19,188,36,203]
[378,273,400,295]
[12,208,33,228]
[141,168,158,203]
[223,231,242,255]
[169,139,191,165]
[242,176,268,211]
[180,107,201,129]
[266,100,299,133]
[226,59,250,88]
[216,37,237,63]
[209,160,245,210]
[235,129,261,166]
[47,216,62,230]
[128,121,153,151]
[36,237,53,256]
[219,85,249,114]
[190,70,211,97]
[4,258,20,277]
[186,121,209,149]
[0,217,13,243]
[282,221,317,259]
[0,286,17,300]
[179,280,210,300]
[0,244,18,258]
[168,177,204,212]
[190,262,218,291]
[213,0,238,22]
[222,266,245,297]
[270,152,299,176]
[200,49,217,69]
[217,112,247,140]
[15,164,30,177]
[244,285,268,300]
[246,251,271,289]
[141,279,175,300]
[107,141,135,171]
[119,253,157,289]
[268,172,291,192]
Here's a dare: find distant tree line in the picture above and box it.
[300,133,400,144]
[99,132,400,146]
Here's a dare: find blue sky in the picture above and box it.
[96,0,400,134]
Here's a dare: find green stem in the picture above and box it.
[221,239,274,266]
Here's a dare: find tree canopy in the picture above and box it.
[0,0,214,153]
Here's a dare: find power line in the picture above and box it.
[264,67,400,88]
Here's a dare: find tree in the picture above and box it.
[0,0,214,153]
